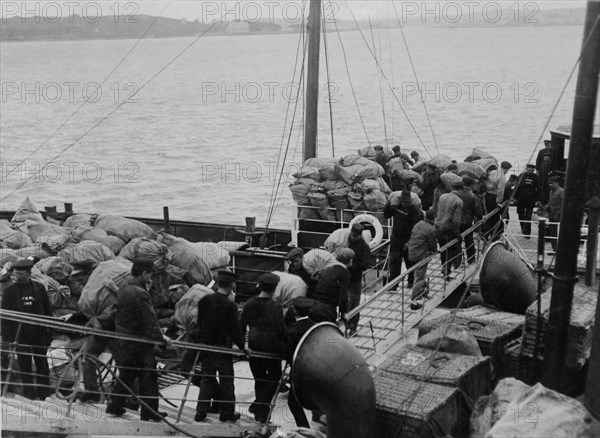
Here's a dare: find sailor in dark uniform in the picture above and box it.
[310,248,353,323]
[0,258,53,399]
[284,297,316,428]
[346,223,371,336]
[514,163,540,238]
[240,273,286,423]
[194,270,248,423]
[106,258,170,421]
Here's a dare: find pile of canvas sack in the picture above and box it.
[1,197,231,316]
[289,151,391,224]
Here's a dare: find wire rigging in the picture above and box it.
[11,1,173,174]
[343,0,433,158]
[321,1,337,157]
[365,2,389,150]
[265,2,307,229]
[391,0,440,155]
[0,18,223,204]
[329,0,371,147]
[264,1,309,230]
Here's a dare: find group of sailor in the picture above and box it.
[0,252,356,427]
[0,142,565,428]
[378,141,564,308]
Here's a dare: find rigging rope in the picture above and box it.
[385,3,396,146]
[321,2,336,157]
[0,17,223,204]
[366,2,389,149]
[391,0,440,155]
[329,0,371,147]
[2,1,173,197]
[343,0,433,158]
[491,14,600,239]
[264,2,308,230]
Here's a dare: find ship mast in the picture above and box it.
[304,0,321,161]
[542,0,600,394]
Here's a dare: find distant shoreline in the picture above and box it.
[0,22,582,44]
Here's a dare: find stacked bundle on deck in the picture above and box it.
[502,283,597,388]
[289,155,389,225]
[2,198,232,318]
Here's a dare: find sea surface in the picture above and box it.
[0,25,591,229]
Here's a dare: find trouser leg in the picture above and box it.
[437,231,451,277]
[196,358,218,415]
[139,355,159,419]
[523,207,533,235]
[216,356,236,416]
[108,362,138,411]
[288,383,309,427]
[16,346,35,399]
[31,344,50,399]
[410,260,429,300]
[248,357,281,420]
[347,278,362,331]
[404,252,415,287]
[249,357,269,419]
[389,239,407,283]
[517,205,532,235]
[82,336,108,393]
[450,238,463,269]
[461,225,475,264]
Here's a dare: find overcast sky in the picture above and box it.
[1,1,589,22]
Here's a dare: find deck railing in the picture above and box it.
[0,310,285,429]
[345,205,505,336]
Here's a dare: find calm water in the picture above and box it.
[0,25,587,229]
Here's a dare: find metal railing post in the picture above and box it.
[2,322,23,397]
[176,351,201,423]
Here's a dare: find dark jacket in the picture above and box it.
[240,297,286,354]
[288,264,317,297]
[515,171,540,207]
[196,292,244,350]
[457,188,483,227]
[348,237,371,281]
[114,276,164,359]
[284,316,316,361]
[1,279,53,345]
[312,264,351,314]
[384,202,423,242]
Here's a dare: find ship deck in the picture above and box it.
[2,209,597,437]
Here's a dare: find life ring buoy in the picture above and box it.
[349,214,384,249]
